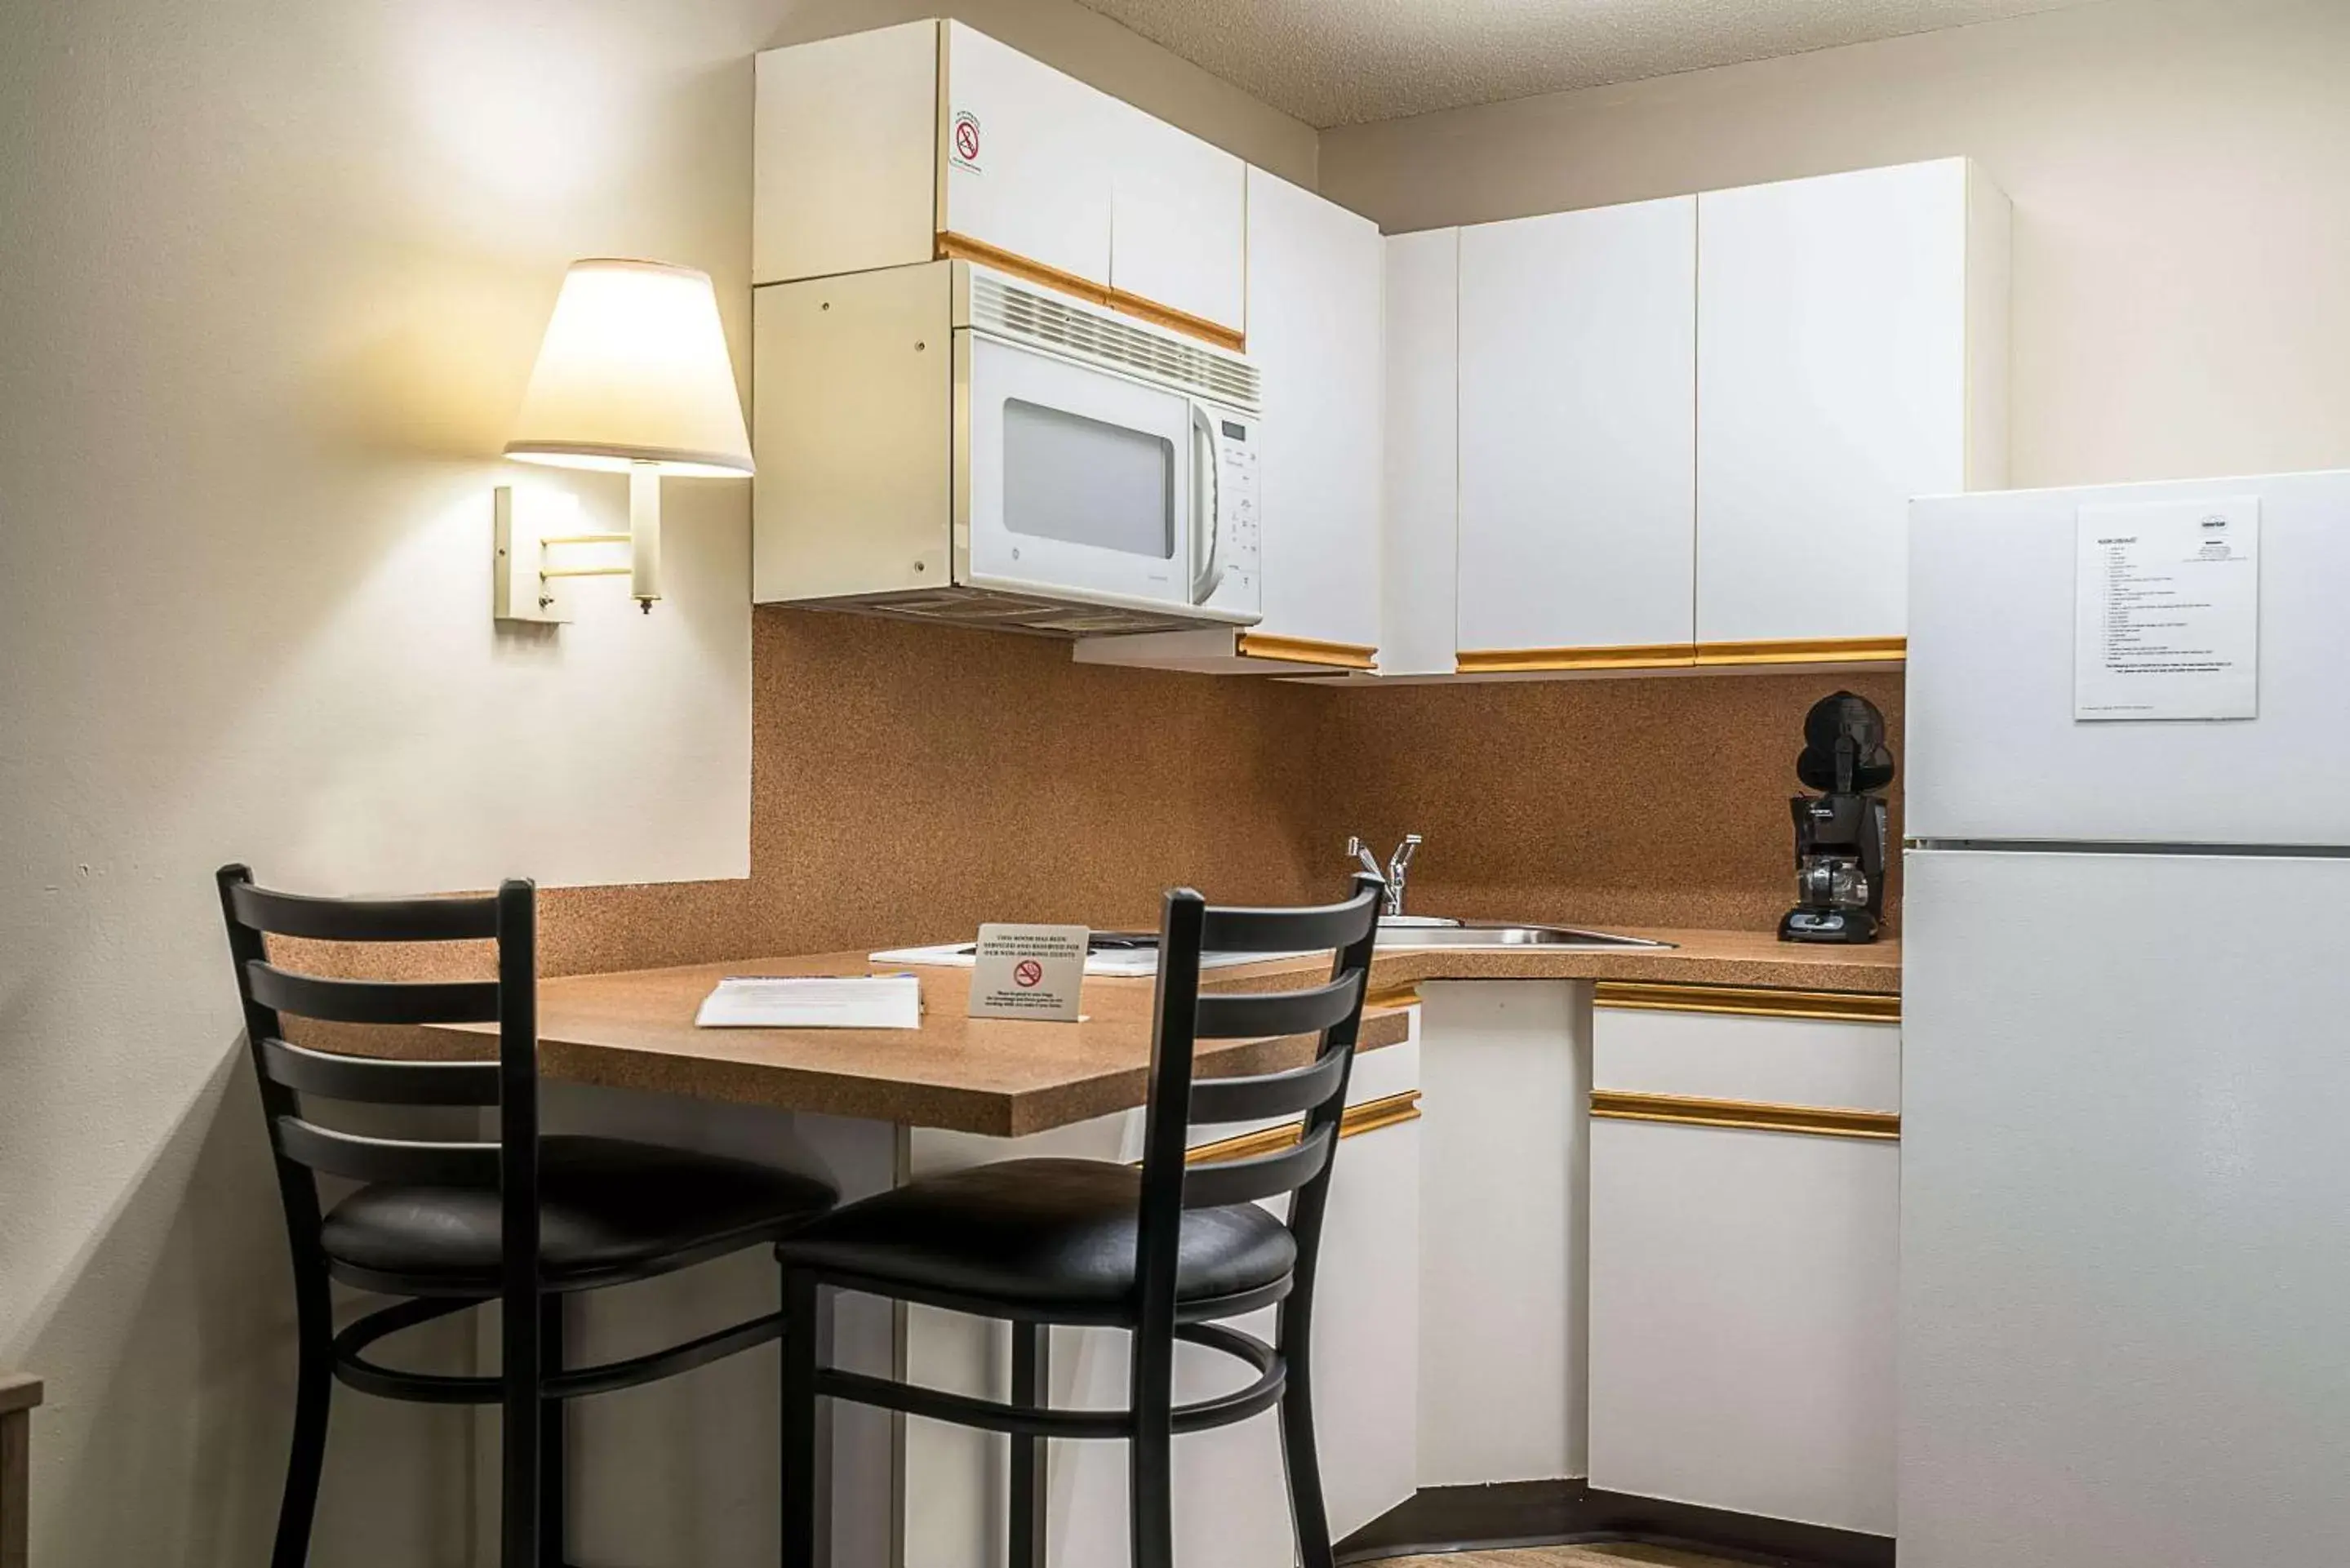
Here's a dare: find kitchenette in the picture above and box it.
[13,4,2350,1568]
[454,30,1946,1558]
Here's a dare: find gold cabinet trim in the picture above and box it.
[1455,643,1696,674]
[1237,633,1379,671]
[1185,1090,1424,1166]
[935,232,1246,354]
[1692,636,1907,667]
[1593,981,1900,1024]
[1364,982,1422,1011]
[1591,1090,1899,1142]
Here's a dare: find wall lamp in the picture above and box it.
[495,259,752,622]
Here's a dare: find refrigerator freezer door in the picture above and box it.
[1900,848,2350,1567]
[1907,469,2350,846]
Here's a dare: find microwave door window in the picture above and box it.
[962,333,1194,609]
[1002,400,1174,559]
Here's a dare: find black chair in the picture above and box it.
[216,865,837,1567]
[774,874,1384,1568]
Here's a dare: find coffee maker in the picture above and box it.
[1779,691,1894,944]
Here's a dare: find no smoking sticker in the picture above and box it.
[950,109,983,172]
[969,924,1086,1022]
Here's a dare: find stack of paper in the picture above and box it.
[694,975,922,1030]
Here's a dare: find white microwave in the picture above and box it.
[751,260,1263,636]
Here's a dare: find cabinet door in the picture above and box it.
[940,21,1114,287]
[1416,981,1588,1487]
[1107,100,1246,335]
[1457,198,1697,660]
[1245,167,1384,657]
[1695,159,1970,649]
[1310,1027,1423,1539]
[1588,1006,1899,1537]
[1379,229,1460,677]
[753,23,941,286]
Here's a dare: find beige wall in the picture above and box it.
[0,2,1310,1563]
[12,0,2346,1561]
[1320,0,2350,489]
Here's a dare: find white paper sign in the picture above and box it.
[2074,498,2259,722]
[695,975,922,1030]
[968,924,1088,1022]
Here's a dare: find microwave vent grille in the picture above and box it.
[811,585,1212,637]
[971,273,1260,411]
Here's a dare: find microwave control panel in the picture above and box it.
[1214,415,1262,604]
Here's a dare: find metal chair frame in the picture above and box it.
[217,865,810,1567]
[777,874,1385,1568]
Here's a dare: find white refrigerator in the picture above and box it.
[1900,469,2350,1566]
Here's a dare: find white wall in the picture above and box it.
[1319,0,2350,489]
[0,2,1311,1563]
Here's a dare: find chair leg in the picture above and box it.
[1128,1316,1176,1568]
[1009,1323,1049,1568]
[270,1305,334,1568]
[1128,1422,1175,1568]
[503,1294,541,1567]
[1277,1298,1335,1568]
[540,1295,566,1568]
[780,1267,820,1568]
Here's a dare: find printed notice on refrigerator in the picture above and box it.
[2073,498,2260,722]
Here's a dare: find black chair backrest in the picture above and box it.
[1132,873,1384,1313]
[215,866,539,1263]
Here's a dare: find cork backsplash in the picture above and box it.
[1311,669,1905,933]
[535,609,1326,973]
[530,611,1904,974]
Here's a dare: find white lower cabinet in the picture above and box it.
[1586,1002,1900,1537]
[1305,1037,1421,1539]
[1415,982,1590,1487]
[900,1033,1422,1568]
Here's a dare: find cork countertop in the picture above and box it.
[409,930,1899,1138]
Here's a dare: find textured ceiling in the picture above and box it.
[1068,0,2106,127]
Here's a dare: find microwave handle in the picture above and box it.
[1188,402,1224,603]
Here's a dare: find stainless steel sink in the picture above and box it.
[1375,922,1675,950]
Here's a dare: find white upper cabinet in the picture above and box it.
[939,22,1116,288]
[1246,167,1385,658]
[1695,157,2010,654]
[1379,229,1461,677]
[1456,198,1698,667]
[753,21,1246,338]
[753,21,942,286]
[1071,171,1385,676]
[1104,98,1247,335]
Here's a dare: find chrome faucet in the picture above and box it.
[1348,834,1421,917]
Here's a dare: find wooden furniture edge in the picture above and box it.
[1591,1090,1900,1142]
[1593,980,1901,1022]
[1185,1090,1424,1166]
[1456,642,1697,673]
[1693,636,1907,666]
[1237,632,1379,670]
[2,1374,39,1568]
[936,231,1246,353]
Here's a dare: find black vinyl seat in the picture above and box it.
[321,1135,835,1296]
[216,867,835,1568]
[773,1157,1296,1318]
[776,875,1386,1568]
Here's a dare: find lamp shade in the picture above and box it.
[504,259,753,478]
